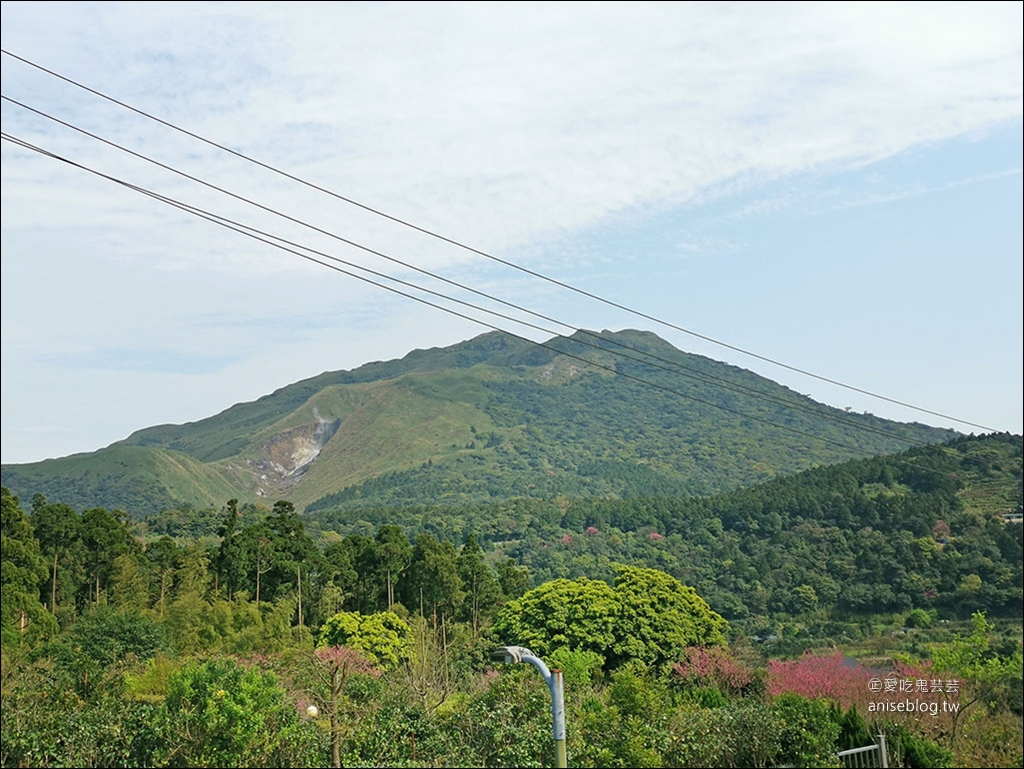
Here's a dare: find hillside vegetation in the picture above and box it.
[2,432,1020,768]
[1,329,960,515]
[306,432,1023,624]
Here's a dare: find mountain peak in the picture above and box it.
[1,329,961,516]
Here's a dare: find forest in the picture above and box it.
[1,433,1021,767]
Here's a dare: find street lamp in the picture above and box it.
[492,645,567,768]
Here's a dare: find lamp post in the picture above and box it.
[492,645,567,768]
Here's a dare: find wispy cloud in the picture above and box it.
[40,347,244,375]
[1,2,1021,462]
[834,167,1024,210]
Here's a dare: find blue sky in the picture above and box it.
[2,1,1021,464]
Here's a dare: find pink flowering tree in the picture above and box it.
[767,650,874,711]
[671,645,756,697]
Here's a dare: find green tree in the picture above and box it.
[374,524,412,612]
[492,576,618,664]
[214,499,245,599]
[457,533,501,636]
[771,694,841,768]
[79,506,132,605]
[265,500,325,618]
[80,607,169,666]
[493,567,727,671]
[29,495,82,616]
[145,535,180,618]
[163,544,214,654]
[572,668,671,767]
[154,657,314,767]
[318,610,413,671]
[930,610,1024,745]
[0,655,159,768]
[609,564,728,669]
[327,535,376,613]
[225,520,278,608]
[449,667,552,768]
[401,533,464,622]
[111,552,151,612]
[497,557,531,600]
[0,487,57,648]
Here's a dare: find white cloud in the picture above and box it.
[1,1,1021,462]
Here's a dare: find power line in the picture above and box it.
[2,129,954,456]
[0,96,959,446]
[0,47,999,434]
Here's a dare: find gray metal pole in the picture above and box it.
[494,646,568,768]
[520,652,567,769]
[551,668,566,768]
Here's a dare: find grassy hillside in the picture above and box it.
[1,329,962,516]
[0,445,242,517]
[113,330,527,462]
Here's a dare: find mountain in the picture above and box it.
[300,431,1022,621]
[0,329,961,516]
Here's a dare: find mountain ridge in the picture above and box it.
[1,329,961,515]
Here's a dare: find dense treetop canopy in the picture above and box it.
[493,565,728,670]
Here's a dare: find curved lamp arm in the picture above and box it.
[492,645,567,767]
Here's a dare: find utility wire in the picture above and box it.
[0,48,998,434]
[2,129,955,456]
[0,96,958,445]
[0,97,869,422]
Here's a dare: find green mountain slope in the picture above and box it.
[1,329,962,516]
[0,445,242,516]
[305,432,1023,621]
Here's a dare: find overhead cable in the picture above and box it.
[0,96,961,444]
[2,129,954,456]
[0,48,998,433]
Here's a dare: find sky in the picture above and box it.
[1,1,1021,465]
